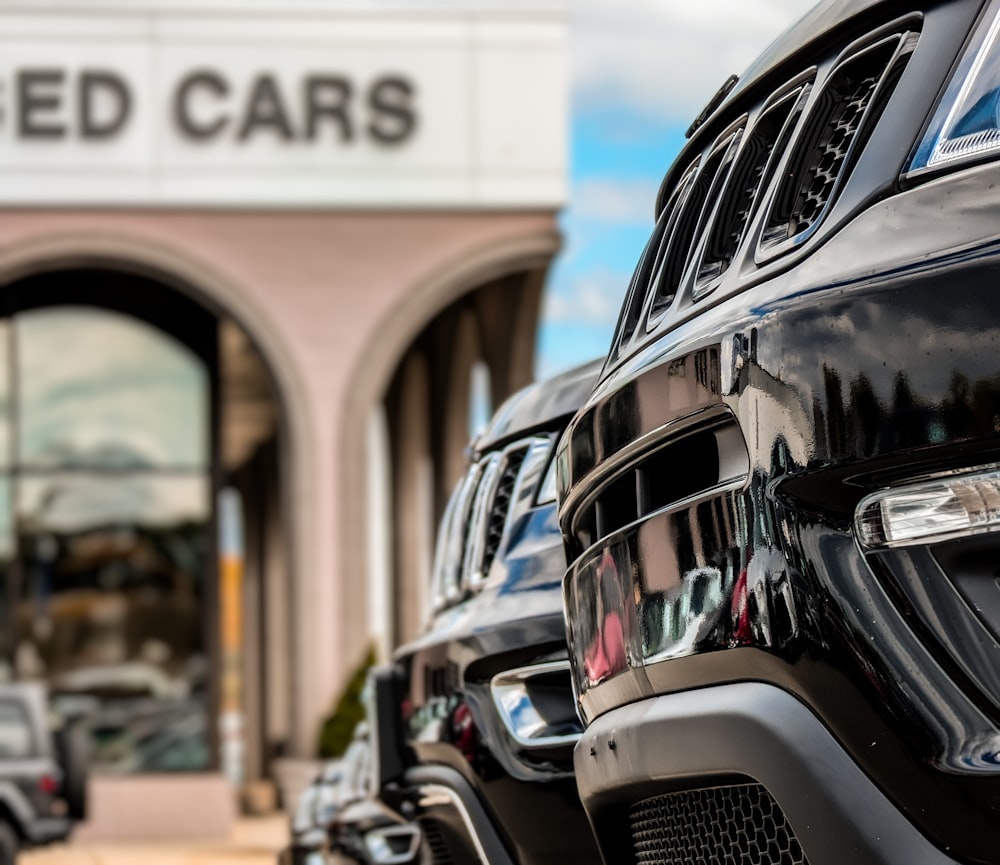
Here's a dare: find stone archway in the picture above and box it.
[0,231,314,763]
[0,208,563,759]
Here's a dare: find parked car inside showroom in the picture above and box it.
[0,683,88,865]
[370,360,603,865]
[556,1,1000,864]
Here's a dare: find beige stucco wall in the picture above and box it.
[0,207,559,754]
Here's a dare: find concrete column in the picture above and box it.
[392,351,434,645]
[264,448,292,754]
[442,309,482,493]
[507,266,547,392]
[366,406,393,662]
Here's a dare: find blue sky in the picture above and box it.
[535,0,816,378]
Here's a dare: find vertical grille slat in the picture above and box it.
[461,451,504,587]
[481,447,527,576]
[653,128,741,312]
[433,434,552,607]
[647,162,700,320]
[613,207,673,358]
[629,783,808,865]
[796,73,878,228]
[762,31,913,250]
[697,85,804,290]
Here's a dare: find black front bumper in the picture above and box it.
[575,682,960,865]
[398,764,516,865]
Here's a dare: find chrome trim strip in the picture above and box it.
[560,404,735,523]
[565,409,749,552]
[463,452,504,588]
[567,475,748,575]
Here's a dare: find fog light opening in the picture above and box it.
[363,825,421,865]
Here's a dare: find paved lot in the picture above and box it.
[22,816,290,865]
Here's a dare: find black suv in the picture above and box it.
[372,361,602,865]
[557,1,1000,864]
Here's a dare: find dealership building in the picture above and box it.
[0,0,566,837]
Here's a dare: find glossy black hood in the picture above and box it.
[474,358,602,455]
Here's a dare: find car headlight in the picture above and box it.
[856,464,1000,549]
[910,3,1000,171]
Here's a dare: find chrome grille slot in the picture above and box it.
[571,417,748,557]
[461,451,503,588]
[431,464,482,610]
[613,208,672,358]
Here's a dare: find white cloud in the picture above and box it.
[571,0,816,120]
[544,270,628,325]
[572,177,660,225]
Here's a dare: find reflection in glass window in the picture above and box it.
[15,475,209,772]
[0,701,32,758]
[0,302,214,774]
[17,308,208,469]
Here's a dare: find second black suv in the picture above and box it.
[372,361,602,865]
[558,1,1000,863]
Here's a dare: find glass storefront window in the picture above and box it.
[0,304,212,774]
[16,475,208,691]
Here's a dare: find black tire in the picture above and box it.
[54,717,90,821]
[0,818,19,865]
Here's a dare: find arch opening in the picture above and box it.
[0,266,291,790]
[375,255,551,647]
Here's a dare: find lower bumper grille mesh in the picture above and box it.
[418,817,456,865]
[629,783,808,865]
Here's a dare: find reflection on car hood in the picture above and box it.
[475,358,602,453]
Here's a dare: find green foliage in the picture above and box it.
[317,645,376,759]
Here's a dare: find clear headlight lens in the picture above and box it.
[856,465,1000,548]
[911,4,1000,170]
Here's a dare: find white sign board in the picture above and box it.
[0,3,567,208]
